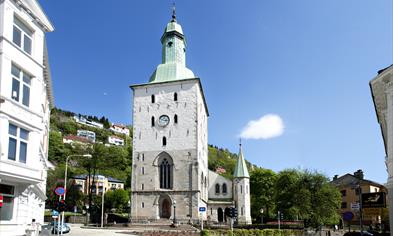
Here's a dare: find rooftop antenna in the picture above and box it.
[171,3,176,22]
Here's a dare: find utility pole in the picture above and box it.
[278,211,281,230]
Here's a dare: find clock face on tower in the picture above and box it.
[158,115,170,127]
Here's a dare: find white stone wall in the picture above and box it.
[0,0,53,234]
[208,170,232,199]
[384,81,393,236]
[233,178,252,224]
[131,79,209,222]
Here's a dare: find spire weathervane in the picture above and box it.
[171,3,176,22]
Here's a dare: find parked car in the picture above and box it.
[50,221,70,234]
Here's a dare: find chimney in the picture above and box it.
[354,169,364,180]
[333,175,339,180]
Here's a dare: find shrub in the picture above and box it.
[201,230,210,236]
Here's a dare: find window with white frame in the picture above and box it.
[11,64,31,107]
[8,123,29,163]
[0,184,15,221]
[13,17,33,54]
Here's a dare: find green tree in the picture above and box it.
[275,169,303,220]
[105,189,130,212]
[300,171,341,228]
[48,130,67,163]
[250,168,277,220]
[274,169,341,228]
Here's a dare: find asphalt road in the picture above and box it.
[40,224,138,236]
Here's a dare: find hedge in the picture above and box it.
[201,229,304,236]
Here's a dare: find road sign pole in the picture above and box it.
[200,213,203,231]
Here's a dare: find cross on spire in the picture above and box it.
[171,3,176,22]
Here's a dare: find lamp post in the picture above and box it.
[62,154,91,234]
[260,208,264,225]
[101,187,105,228]
[173,200,177,225]
[357,185,364,236]
[127,200,131,222]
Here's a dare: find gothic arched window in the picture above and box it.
[215,183,220,194]
[222,183,227,194]
[151,116,155,127]
[174,92,178,101]
[174,114,178,124]
[159,155,173,189]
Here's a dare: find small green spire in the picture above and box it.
[233,141,250,178]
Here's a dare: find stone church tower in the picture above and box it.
[130,10,209,223]
[233,144,252,224]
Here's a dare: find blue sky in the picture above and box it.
[41,0,392,183]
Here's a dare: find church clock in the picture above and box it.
[158,115,170,127]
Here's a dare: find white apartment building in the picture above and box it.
[77,129,96,143]
[107,135,124,146]
[110,124,130,136]
[370,65,393,236]
[73,115,104,129]
[0,0,54,235]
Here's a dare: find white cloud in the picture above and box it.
[240,114,284,140]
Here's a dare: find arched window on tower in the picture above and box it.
[162,136,167,146]
[158,153,173,189]
[151,116,155,127]
[174,92,178,101]
[174,114,178,124]
[151,94,155,103]
[222,183,227,194]
[215,183,220,194]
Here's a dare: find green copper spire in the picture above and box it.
[149,8,195,83]
[233,142,250,178]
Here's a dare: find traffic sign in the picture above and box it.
[199,207,206,212]
[0,194,3,207]
[343,211,354,221]
[54,187,65,196]
[51,210,59,216]
[351,203,360,210]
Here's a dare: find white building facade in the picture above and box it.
[370,65,393,236]
[107,135,124,146]
[130,11,251,225]
[110,124,130,136]
[0,0,54,235]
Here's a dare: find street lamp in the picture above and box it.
[127,200,131,222]
[173,200,177,225]
[260,208,264,225]
[62,154,91,233]
[101,187,105,228]
[64,154,92,201]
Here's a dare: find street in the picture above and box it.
[40,224,138,236]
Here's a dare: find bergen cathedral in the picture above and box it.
[130,10,252,225]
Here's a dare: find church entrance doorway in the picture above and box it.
[217,208,223,222]
[160,198,171,218]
